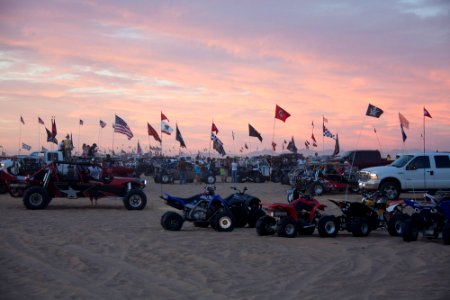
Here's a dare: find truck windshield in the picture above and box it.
[391,155,414,167]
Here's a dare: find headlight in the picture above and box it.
[369,173,378,180]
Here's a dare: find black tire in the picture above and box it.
[312,182,325,196]
[214,211,235,232]
[318,215,339,237]
[123,189,147,210]
[299,226,315,235]
[22,187,51,210]
[256,216,276,236]
[277,217,298,238]
[350,184,360,193]
[379,181,400,200]
[247,208,266,228]
[161,174,171,184]
[205,175,216,184]
[193,221,210,228]
[9,188,24,198]
[443,222,450,245]
[402,218,419,242]
[351,218,371,237]
[387,213,407,236]
[161,211,184,231]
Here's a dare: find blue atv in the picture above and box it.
[401,193,450,245]
[160,186,264,232]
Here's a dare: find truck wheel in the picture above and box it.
[214,211,235,232]
[387,213,407,236]
[256,216,276,236]
[402,218,419,242]
[23,187,51,210]
[351,218,371,237]
[123,189,147,210]
[379,181,400,200]
[277,217,298,238]
[161,211,184,231]
[318,215,339,237]
[443,222,450,245]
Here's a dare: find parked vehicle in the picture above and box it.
[154,161,216,184]
[401,193,450,244]
[256,194,326,238]
[332,150,390,169]
[20,161,147,210]
[359,152,450,200]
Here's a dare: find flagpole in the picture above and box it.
[98,125,101,151]
[374,128,383,156]
[18,120,22,154]
[78,121,81,156]
[37,116,40,153]
[423,108,426,153]
[322,115,324,154]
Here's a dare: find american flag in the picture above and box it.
[114,115,133,140]
[323,124,335,139]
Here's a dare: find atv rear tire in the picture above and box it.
[318,215,339,237]
[442,222,450,245]
[277,217,298,238]
[351,218,371,237]
[256,216,276,236]
[213,211,235,232]
[247,208,266,228]
[161,211,184,231]
[402,218,419,242]
[123,189,147,210]
[387,213,407,236]
[23,187,51,210]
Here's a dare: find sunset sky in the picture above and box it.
[1,0,449,157]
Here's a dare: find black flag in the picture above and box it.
[46,127,58,144]
[175,124,186,148]
[333,134,340,155]
[366,103,384,118]
[287,137,297,153]
[248,124,263,142]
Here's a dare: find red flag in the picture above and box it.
[424,107,432,118]
[148,123,162,143]
[161,112,169,122]
[323,116,328,123]
[211,122,219,134]
[311,133,317,143]
[161,112,173,135]
[79,119,84,126]
[275,105,291,122]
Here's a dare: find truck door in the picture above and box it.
[432,155,450,190]
[403,156,433,190]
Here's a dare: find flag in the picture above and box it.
[212,134,226,156]
[272,141,277,151]
[312,121,314,128]
[22,143,31,151]
[20,116,25,125]
[287,137,297,153]
[366,103,384,118]
[137,141,143,155]
[114,114,134,140]
[161,112,173,135]
[79,119,84,126]
[398,113,409,129]
[211,122,219,134]
[51,117,57,139]
[175,124,186,148]
[323,124,335,139]
[38,117,45,125]
[275,104,291,122]
[100,120,106,128]
[304,141,309,149]
[232,131,235,140]
[333,134,340,155]
[374,128,377,133]
[311,133,317,143]
[424,107,432,118]
[248,124,263,142]
[147,123,162,143]
[323,116,328,123]
[46,127,58,144]
[400,124,407,142]
[245,143,248,149]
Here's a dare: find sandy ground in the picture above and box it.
[1,179,449,300]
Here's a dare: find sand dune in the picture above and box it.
[1,180,449,299]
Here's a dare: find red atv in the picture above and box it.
[256,195,326,238]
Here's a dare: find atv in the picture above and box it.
[401,193,450,245]
[256,194,326,238]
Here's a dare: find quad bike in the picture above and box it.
[221,186,265,228]
[317,199,380,237]
[401,193,450,245]
[256,194,326,238]
[361,191,407,236]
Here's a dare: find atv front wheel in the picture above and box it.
[247,208,266,228]
[22,187,51,210]
[161,211,184,231]
[123,189,147,210]
[402,218,419,242]
[277,217,298,238]
[256,216,276,236]
[214,211,235,232]
[387,213,407,236]
[318,215,339,237]
[351,218,371,237]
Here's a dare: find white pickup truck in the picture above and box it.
[358,152,450,199]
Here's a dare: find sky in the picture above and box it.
[0,0,449,157]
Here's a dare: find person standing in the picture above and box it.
[194,161,201,184]
[231,159,238,183]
